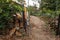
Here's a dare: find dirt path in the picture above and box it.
[0,16,59,40]
[29,16,58,40]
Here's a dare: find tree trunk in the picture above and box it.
[57,14,60,35]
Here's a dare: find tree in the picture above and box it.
[57,0,60,35]
[0,0,23,29]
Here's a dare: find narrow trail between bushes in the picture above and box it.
[0,16,59,40]
[28,16,58,40]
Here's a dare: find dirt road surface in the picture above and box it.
[29,16,58,40]
[0,16,59,40]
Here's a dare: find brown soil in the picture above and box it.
[29,16,59,40]
[0,16,59,40]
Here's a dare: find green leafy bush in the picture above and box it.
[0,0,23,29]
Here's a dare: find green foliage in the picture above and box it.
[28,6,40,16]
[0,0,23,29]
[30,0,60,18]
[40,0,60,18]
